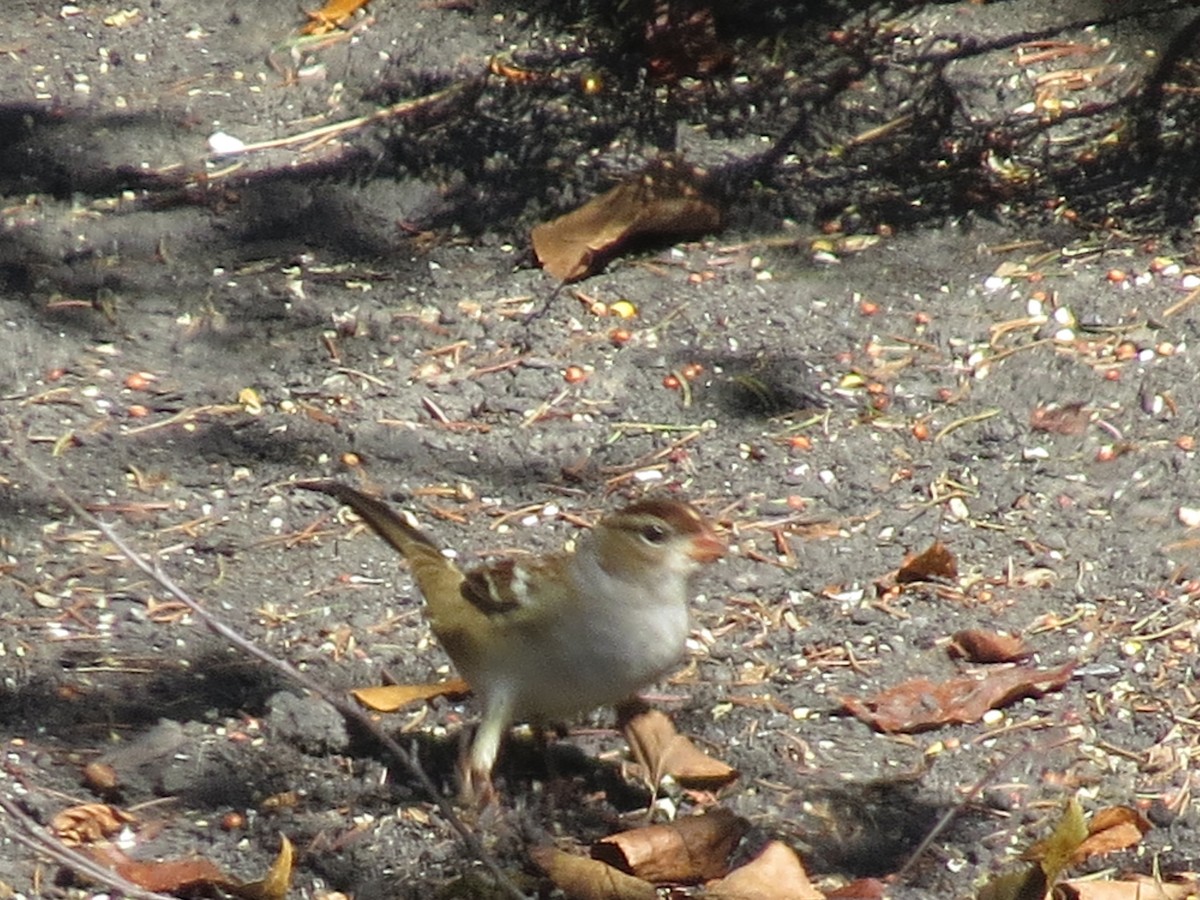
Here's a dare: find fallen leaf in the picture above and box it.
[949,629,1031,663]
[707,841,822,900]
[827,878,886,899]
[302,0,369,35]
[1058,873,1199,899]
[840,662,1075,733]
[896,540,957,584]
[51,804,137,846]
[1069,805,1150,864]
[1035,797,1089,883]
[979,798,1086,900]
[93,834,294,897]
[237,834,294,900]
[530,845,657,900]
[594,807,749,883]
[531,158,721,283]
[622,708,738,788]
[352,677,471,712]
[114,856,234,893]
[976,866,1047,900]
[1030,402,1089,435]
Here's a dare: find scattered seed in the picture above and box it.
[1114,341,1138,361]
[946,497,969,521]
[1095,445,1116,462]
[564,365,587,384]
[609,299,637,319]
[124,371,155,390]
[1177,435,1196,451]
[663,374,681,390]
[580,71,604,95]
[1105,269,1127,284]
[610,327,633,346]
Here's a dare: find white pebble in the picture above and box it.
[1178,506,1200,528]
[207,131,245,156]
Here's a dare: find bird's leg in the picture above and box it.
[460,691,514,807]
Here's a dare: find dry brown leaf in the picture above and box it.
[302,0,369,35]
[112,855,234,893]
[841,662,1076,733]
[593,807,749,884]
[826,878,886,899]
[51,803,137,845]
[236,834,295,900]
[707,841,822,900]
[622,708,738,788]
[530,845,658,900]
[896,540,958,584]
[81,761,121,795]
[1070,805,1151,864]
[1058,873,1199,899]
[352,677,471,712]
[98,833,293,897]
[531,158,721,283]
[949,629,1031,663]
[1030,402,1089,435]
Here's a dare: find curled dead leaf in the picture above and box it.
[594,807,749,884]
[530,845,657,900]
[707,841,821,900]
[1057,873,1199,899]
[840,662,1075,733]
[1030,402,1089,435]
[896,540,958,584]
[352,677,471,712]
[1046,805,1149,866]
[949,629,1031,663]
[302,0,369,35]
[237,833,295,900]
[622,708,738,788]
[51,803,137,846]
[531,158,721,283]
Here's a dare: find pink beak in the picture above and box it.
[688,531,726,563]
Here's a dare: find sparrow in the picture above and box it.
[295,480,724,801]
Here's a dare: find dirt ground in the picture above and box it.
[2,1,1200,898]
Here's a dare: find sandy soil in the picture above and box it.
[2,2,1199,898]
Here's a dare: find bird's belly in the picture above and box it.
[498,603,688,722]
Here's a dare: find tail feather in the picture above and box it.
[293,481,465,616]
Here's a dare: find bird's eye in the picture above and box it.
[639,523,669,544]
